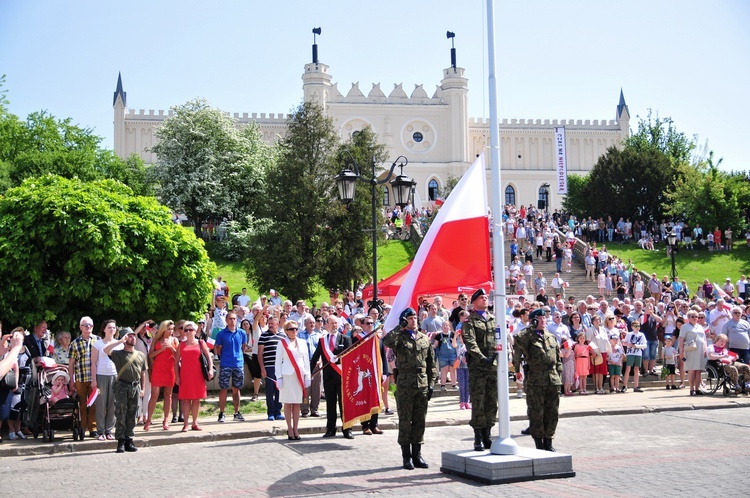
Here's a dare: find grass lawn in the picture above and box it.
[212,240,415,305]
[602,240,750,293]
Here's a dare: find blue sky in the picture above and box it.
[1,0,748,170]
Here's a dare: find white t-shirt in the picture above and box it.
[624,331,646,357]
[94,339,123,376]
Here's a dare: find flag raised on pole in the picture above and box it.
[383,153,492,331]
[340,333,383,429]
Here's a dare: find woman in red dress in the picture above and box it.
[175,321,214,431]
[145,320,178,431]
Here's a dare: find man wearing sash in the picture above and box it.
[310,316,352,438]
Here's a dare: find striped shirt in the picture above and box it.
[69,335,100,383]
[258,330,286,369]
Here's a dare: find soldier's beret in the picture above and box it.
[471,288,487,303]
[529,309,545,320]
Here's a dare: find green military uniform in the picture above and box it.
[110,348,147,443]
[382,325,437,446]
[512,323,562,447]
[462,309,498,430]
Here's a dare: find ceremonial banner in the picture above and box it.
[340,334,382,429]
[555,127,568,194]
[383,154,491,331]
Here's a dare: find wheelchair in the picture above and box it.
[703,360,748,396]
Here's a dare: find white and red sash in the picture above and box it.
[321,333,342,376]
[280,337,306,398]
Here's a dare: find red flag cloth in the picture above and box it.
[340,334,383,430]
[384,153,492,331]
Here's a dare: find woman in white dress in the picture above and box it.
[679,311,707,395]
[275,320,311,440]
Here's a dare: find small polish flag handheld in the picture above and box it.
[47,344,55,355]
[205,336,215,350]
[87,388,100,407]
[384,154,492,331]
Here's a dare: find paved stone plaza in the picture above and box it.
[3,407,749,496]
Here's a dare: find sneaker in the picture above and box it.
[267,415,275,421]
[440,385,446,392]
[105,433,115,440]
[459,402,466,410]
[251,394,258,402]
[466,403,472,409]
[620,387,627,393]
[666,386,671,390]
[233,412,245,422]
[8,432,16,440]
[90,431,99,438]
[276,415,285,421]
[384,408,394,415]
[218,412,226,423]
[516,390,525,398]
[171,416,178,424]
[634,387,643,392]
[609,389,615,393]
[98,434,106,441]
[452,385,459,390]
[15,431,27,440]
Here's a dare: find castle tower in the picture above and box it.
[616,88,630,140]
[113,72,127,156]
[440,46,469,164]
[302,30,333,112]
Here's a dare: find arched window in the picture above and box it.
[428,179,439,201]
[538,184,550,210]
[505,185,516,206]
[382,186,390,206]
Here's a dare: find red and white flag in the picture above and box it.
[87,388,99,407]
[383,153,492,331]
[340,334,383,429]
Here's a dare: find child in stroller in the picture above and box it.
[48,371,70,405]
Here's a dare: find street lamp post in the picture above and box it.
[334,154,415,313]
[667,230,677,280]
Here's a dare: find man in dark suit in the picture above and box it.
[310,316,352,438]
[24,320,52,361]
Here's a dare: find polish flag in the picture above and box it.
[384,153,492,331]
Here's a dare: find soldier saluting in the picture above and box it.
[462,288,498,451]
[382,307,437,470]
[512,308,562,452]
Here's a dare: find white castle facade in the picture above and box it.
[112,44,630,211]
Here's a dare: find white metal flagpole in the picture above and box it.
[487,0,518,455]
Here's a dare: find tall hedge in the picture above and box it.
[0,175,215,331]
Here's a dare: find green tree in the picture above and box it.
[149,99,273,236]
[566,112,696,220]
[245,101,340,301]
[0,175,215,330]
[561,173,590,216]
[666,162,750,233]
[320,127,388,294]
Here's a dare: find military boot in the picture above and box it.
[124,438,138,452]
[411,444,429,468]
[481,427,493,449]
[401,445,414,470]
[533,437,544,450]
[473,429,484,451]
[116,439,125,453]
[543,438,556,452]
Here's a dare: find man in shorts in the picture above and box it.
[622,321,646,392]
[214,312,248,423]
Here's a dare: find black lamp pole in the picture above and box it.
[667,231,677,280]
[335,154,414,314]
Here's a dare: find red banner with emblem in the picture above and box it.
[340,333,383,430]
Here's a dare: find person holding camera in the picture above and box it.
[462,288,499,452]
[382,308,436,470]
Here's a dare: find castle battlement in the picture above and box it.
[468,117,619,128]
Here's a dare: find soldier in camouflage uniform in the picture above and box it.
[512,308,562,452]
[462,288,498,451]
[383,307,437,470]
[104,327,148,453]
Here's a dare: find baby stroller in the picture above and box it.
[24,358,83,442]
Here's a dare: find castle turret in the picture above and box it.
[113,72,127,158]
[440,35,469,164]
[302,28,332,112]
[616,88,630,140]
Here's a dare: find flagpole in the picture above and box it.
[487,0,517,455]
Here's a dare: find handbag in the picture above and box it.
[199,340,210,381]
[0,368,18,390]
[684,340,697,352]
